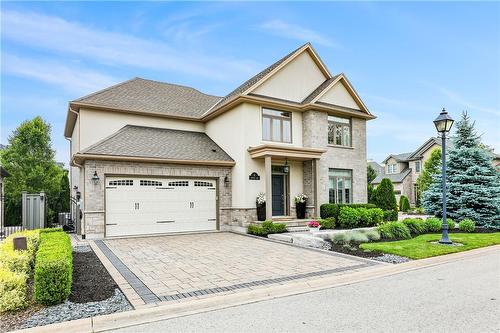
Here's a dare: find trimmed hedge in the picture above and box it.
[0,268,27,312]
[424,218,442,232]
[337,207,384,229]
[0,230,40,276]
[320,203,377,220]
[377,221,411,240]
[383,210,398,222]
[34,231,73,305]
[247,221,287,237]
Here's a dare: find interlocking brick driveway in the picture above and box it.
[97,232,377,304]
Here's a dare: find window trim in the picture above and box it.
[328,168,353,204]
[328,116,352,147]
[415,161,421,173]
[261,107,292,144]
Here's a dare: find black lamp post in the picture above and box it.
[433,108,454,244]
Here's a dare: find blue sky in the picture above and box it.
[1,2,499,165]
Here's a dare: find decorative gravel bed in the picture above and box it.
[21,289,131,329]
[371,253,411,264]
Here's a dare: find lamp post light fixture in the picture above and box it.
[433,108,454,244]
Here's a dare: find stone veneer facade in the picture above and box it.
[81,160,233,238]
[302,110,368,207]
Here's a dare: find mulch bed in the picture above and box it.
[328,241,383,258]
[69,249,117,303]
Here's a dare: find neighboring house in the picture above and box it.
[372,137,500,206]
[368,160,384,177]
[0,166,10,230]
[64,43,375,239]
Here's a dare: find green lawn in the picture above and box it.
[359,233,500,259]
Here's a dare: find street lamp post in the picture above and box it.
[433,108,454,244]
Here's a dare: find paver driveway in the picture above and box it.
[96,232,378,305]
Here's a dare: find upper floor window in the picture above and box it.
[262,108,291,143]
[415,161,421,173]
[328,116,351,146]
[387,164,397,174]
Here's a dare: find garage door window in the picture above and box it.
[168,181,189,187]
[109,180,133,186]
[194,181,213,187]
[140,180,162,186]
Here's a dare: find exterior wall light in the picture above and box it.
[91,171,100,185]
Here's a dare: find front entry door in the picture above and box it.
[272,175,285,216]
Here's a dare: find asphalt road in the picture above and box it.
[113,250,500,333]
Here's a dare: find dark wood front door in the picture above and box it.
[272,175,285,216]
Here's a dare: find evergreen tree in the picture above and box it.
[422,112,500,228]
[367,165,377,184]
[374,178,397,211]
[0,117,64,225]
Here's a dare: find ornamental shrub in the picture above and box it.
[362,229,381,241]
[377,221,411,240]
[320,203,377,220]
[383,210,398,222]
[373,178,398,211]
[248,221,287,236]
[0,230,40,276]
[459,219,475,232]
[357,208,371,227]
[247,224,267,236]
[349,231,369,244]
[338,207,360,229]
[399,195,410,212]
[368,208,384,225]
[319,217,335,230]
[447,219,456,230]
[424,217,442,232]
[34,231,73,305]
[402,218,426,235]
[331,232,352,245]
[0,268,27,312]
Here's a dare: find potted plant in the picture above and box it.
[295,193,308,219]
[308,220,320,233]
[256,193,266,221]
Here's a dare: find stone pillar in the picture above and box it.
[314,159,321,218]
[265,155,272,220]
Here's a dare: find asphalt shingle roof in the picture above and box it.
[372,168,411,184]
[73,78,222,119]
[81,125,233,162]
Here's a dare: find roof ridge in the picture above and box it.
[132,77,223,99]
[72,77,139,103]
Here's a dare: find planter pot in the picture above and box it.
[256,204,266,221]
[309,227,320,233]
[296,202,306,219]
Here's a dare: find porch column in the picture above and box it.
[265,155,272,220]
[314,158,320,217]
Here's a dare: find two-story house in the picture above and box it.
[64,43,375,239]
[372,137,500,206]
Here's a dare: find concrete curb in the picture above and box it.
[13,244,499,333]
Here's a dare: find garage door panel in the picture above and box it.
[105,177,217,237]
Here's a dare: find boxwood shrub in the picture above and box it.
[0,268,27,312]
[319,217,335,230]
[320,203,377,220]
[459,219,475,232]
[247,221,287,237]
[377,221,411,240]
[34,231,73,305]
[0,230,40,276]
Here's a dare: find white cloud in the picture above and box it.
[2,54,120,94]
[259,19,341,48]
[2,10,260,80]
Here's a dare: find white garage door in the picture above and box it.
[105,177,217,237]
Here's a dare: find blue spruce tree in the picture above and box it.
[423,112,500,228]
